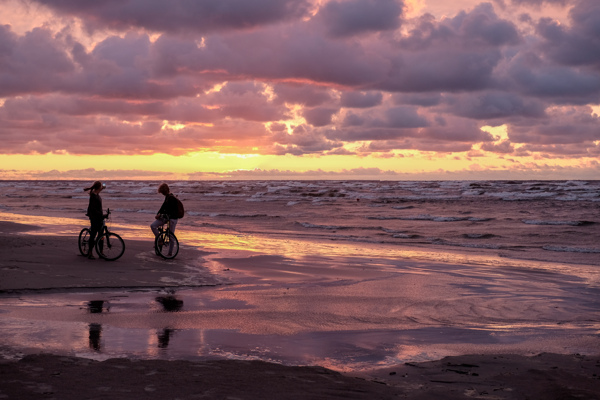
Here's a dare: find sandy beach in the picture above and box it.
[1,221,599,399]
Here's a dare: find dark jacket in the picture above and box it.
[158,194,179,219]
[87,193,103,220]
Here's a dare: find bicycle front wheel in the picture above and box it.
[78,228,91,256]
[155,231,179,259]
[96,232,125,261]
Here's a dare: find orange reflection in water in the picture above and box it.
[1,211,595,285]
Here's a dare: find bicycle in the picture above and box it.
[154,214,179,259]
[78,209,125,261]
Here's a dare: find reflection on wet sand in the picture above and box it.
[156,295,183,349]
[87,300,108,352]
[88,323,102,352]
[157,328,176,348]
[156,295,184,312]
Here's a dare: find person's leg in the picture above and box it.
[150,218,165,238]
[88,219,102,258]
[169,219,177,234]
[167,219,178,255]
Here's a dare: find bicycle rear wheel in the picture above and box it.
[78,228,91,256]
[96,232,125,261]
[155,231,179,259]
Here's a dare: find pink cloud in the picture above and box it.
[0,0,598,161]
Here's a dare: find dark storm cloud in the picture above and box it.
[508,106,600,146]
[398,4,521,49]
[380,4,521,92]
[150,26,389,87]
[3,94,166,117]
[318,0,404,37]
[340,91,383,108]
[392,93,442,107]
[384,106,429,128]
[271,125,343,154]
[510,0,571,6]
[506,53,600,102]
[273,84,334,107]
[303,107,339,126]
[33,0,311,33]
[535,0,600,68]
[443,92,547,120]
[0,26,73,96]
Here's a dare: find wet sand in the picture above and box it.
[1,221,599,399]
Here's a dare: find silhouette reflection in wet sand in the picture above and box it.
[155,295,183,349]
[87,300,109,351]
[88,323,102,351]
[156,295,183,312]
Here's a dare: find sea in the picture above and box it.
[0,179,599,369]
[1,179,599,266]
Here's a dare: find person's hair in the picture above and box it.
[84,181,102,192]
[158,183,170,195]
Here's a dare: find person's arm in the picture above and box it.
[156,197,168,217]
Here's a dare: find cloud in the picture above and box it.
[191,166,406,180]
[33,0,312,34]
[0,26,74,97]
[443,91,547,120]
[510,0,571,6]
[508,105,600,149]
[535,0,600,68]
[340,91,383,108]
[273,84,334,107]
[303,107,339,126]
[1,0,599,164]
[318,0,404,38]
[0,168,177,180]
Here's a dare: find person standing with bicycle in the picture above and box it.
[84,181,107,259]
[151,183,180,248]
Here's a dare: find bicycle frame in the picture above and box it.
[155,214,179,259]
[79,208,125,261]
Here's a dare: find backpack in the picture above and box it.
[172,195,185,219]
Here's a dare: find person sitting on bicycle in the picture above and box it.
[151,183,179,245]
[84,181,106,259]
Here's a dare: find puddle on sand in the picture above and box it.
[2,287,599,373]
[0,288,424,371]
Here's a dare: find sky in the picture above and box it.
[0,0,599,180]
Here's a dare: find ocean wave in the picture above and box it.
[521,220,595,226]
[431,239,502,249]
[298,222,350,230]
[212,213,272,218]
[392,233,421,239]
[486,191,557,200]
[542,246,600,253]
[463,233,498,239]
[367,214,488,222]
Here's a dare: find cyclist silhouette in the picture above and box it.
[84,181,106,259]
[151,183,179,246]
